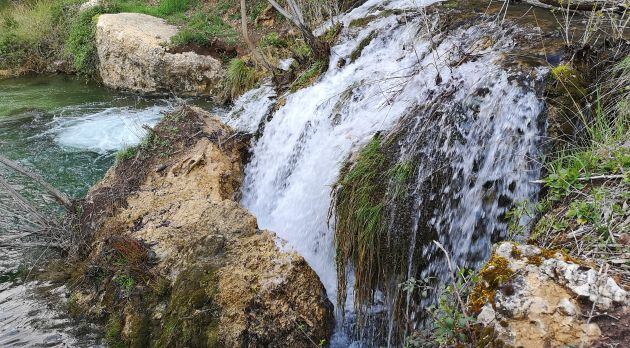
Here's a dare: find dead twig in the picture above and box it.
[0,155,73,210]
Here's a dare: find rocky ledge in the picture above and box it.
[70,106,333,347]
[473,241,628,347]
[96,13,224,96]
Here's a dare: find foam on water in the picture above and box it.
[51,105,169,153]
[235,0,547,344]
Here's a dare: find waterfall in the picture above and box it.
[228,0,548,344]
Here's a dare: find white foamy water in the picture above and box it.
[235,0,547,343]
[51,105,169,153]
[242,0,443,305]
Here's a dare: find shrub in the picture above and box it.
[66,5,104,76]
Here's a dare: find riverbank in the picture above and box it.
[1,0,629,347]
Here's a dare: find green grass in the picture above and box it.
[290,59,326,92]
[0,0,195,75]
[259,32,288,48]
[115,146,138,162]
[65,5,104,76]
[226,58,259,99]
[170,11,238,46]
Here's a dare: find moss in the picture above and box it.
[259,32,288,48]
[550,64,587,98]
[527,254,543,266]
[468,255,514,313]
[350,31,376,63]
[510,245,522,260]
[321,23,342,45]
[116,146,138,162]
[349,15,376,28]
[105,314,125,348]
[155,267,220,348]
[290,59,327,92]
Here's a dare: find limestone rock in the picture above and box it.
[76,107,333,346]
[95,13,223,96]
[474,241,628,347]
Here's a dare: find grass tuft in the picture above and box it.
[226,58,259,100]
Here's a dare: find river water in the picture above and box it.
[0,75,177,347]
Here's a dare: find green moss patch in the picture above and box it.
[156,268,220,348]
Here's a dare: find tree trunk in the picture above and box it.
[267,0,330,59]
[241,0,276,73]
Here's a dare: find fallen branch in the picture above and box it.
[0,175,48,226]
[530,174,625,184]
[0,154,73,210]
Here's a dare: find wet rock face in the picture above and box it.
[475,242,628,347]
[95,13,223,96]
[74,107,333,346]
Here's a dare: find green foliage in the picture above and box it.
[155,268,220,348]
[107,0,191,19]
[105,315,125,348]
[171,11,238,46]
[350,31,376,63]
[321,23,342,44]
[0,0,78,71]
[290,59,326,92]
[116,146,138,162]
[405,270,481,347]
[334,136,388,315]
[115,273,135,298]
[259,32,287,48]
[226,58,259,99]
[66,6,104,76]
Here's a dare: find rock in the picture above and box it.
[473,242,629,347]
[79,0,100,12]
[95,13,224,96]
[74,107,334,346]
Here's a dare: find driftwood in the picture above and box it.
[0,154,73,210]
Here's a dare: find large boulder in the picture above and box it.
[95,13,224,96]
[72,106,334,347]
[473,242,628,347]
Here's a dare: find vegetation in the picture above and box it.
[226,58,259,99]
[332,135,417,327]
[171,11,238,47]
[289,59,326,92]
[349,31,376,63]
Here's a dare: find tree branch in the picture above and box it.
[0,155,73,210]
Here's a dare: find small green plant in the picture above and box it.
[115,146,138,162]
[350,31,376,63]
[226,58,258,99]
[171,11,238,46]
[105,315,125,348]
[290,59,326,92]
[259,32,287,48]
[115,273,135,298]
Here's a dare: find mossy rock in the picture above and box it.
[155,267,220,348]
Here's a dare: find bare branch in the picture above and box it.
[0,154,73,210]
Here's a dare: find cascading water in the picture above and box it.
[227,0,552,344]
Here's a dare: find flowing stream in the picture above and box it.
[0,75,182,347]
[232,0,550,344]
[0,0,558,346]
